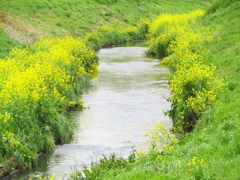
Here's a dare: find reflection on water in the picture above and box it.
[15,43,171,180]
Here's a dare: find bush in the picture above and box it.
[69,152,136,180]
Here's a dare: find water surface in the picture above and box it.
[15,43,171,179]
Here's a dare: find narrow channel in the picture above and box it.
[15,42,171,180]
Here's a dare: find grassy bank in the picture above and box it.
[68,1,240,179]
[0,36,98,178]
[0,0,209,38]
[0,0,210,57]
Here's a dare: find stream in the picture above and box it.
[14,42,171,180]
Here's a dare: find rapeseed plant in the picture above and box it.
[185,157,206,178]
[146,10,224,132]
[146,9,205,57]
[0,35,98,168]
[84,20,149,50]
[35,174,57,180]
[138,123,178,156]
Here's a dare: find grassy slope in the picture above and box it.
[0,29,20,58]
[0,0,210,57]
[80,1,239,179]
[0,0,210,34]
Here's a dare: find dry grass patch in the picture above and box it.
[0,11,47,44]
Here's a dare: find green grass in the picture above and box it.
[0,0,210,47]
[0,28,20,58]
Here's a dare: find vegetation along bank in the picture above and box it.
[1,0,240,179]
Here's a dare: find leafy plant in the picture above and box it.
[69,151,136,180]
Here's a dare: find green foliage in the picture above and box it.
[69,152,136,180]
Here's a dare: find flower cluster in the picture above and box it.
[146,10,205,57]
[186,156,206,173]
[138,123,178,156]
[34,174,56,180]
[0,35,98,166]
[146,10,224,132]
[84,19,150,49]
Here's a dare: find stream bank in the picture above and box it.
[12,42,171,180]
